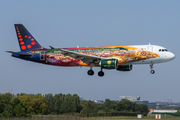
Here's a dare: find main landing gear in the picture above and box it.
[87,63,94,76]
[87,69,94,76]
[98,68,104,77]
[150,63,155,74]
[87,63,104,77]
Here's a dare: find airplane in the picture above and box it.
[7,24,175,77]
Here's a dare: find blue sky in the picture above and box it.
[0,0,179,102]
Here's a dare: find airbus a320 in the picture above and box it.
[7,24,175,77]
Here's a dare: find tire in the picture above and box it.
[150,70,155,74]
[87,70,94,75]
[98,71,104,77]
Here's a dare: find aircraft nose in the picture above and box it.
[167,52,175,61]
[169,52,175,60]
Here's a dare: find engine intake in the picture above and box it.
[116,65,132,71]
[101,59,118,69]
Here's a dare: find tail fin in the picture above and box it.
[14,24,42,52]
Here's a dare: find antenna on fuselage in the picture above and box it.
[149,43,151,45]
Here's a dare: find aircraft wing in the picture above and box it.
[57,48,103,64]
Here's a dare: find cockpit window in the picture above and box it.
[159,49,168,52]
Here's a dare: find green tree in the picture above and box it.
[73,94,81,113]
[54,93,64,114]
[80,100,99,114]
[140,104,149,113]
[2,104,14,117]
[0,93,12,114]
[135,103,149,113]
[117,99,135,112]
[32,94,49,115]
[13,104,26,117]
[63,94,76,113]
[14,94,48,116]
[53,93,81,114]
[103,99,112,113]
[44,93,54,114]
[0,93,13,117]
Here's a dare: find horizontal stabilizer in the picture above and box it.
[6,51,31,56]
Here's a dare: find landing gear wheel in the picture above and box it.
[150,63,155,74]
[87,70,94,76]
[98,71,104,77]
[150,70,155,74]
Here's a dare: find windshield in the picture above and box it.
[159,49,168,52]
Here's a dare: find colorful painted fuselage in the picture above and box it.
[24,45,173,67]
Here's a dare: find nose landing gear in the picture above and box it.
[150,63,155,74]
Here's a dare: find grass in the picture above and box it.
[81,114,180,120]
[0,114,180,120]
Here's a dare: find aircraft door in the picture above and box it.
[147,46,153,57]
[40,51,45,60]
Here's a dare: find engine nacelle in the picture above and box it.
[116,65,132,71]
[100,59,118,69]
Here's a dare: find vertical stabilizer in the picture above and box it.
[14,24,42,52]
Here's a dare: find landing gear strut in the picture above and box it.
[98,68,104,77]
[150,63,155,74]
[87,63,94,76]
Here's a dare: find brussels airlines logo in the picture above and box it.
[16,26,36,50]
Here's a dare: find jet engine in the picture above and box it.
[116,65,132,71]
[100,59,118,69]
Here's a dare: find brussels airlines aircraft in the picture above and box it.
[7,24,175,77]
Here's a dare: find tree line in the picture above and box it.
[0,93,149,117]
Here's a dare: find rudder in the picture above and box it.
[15,24,42,52]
